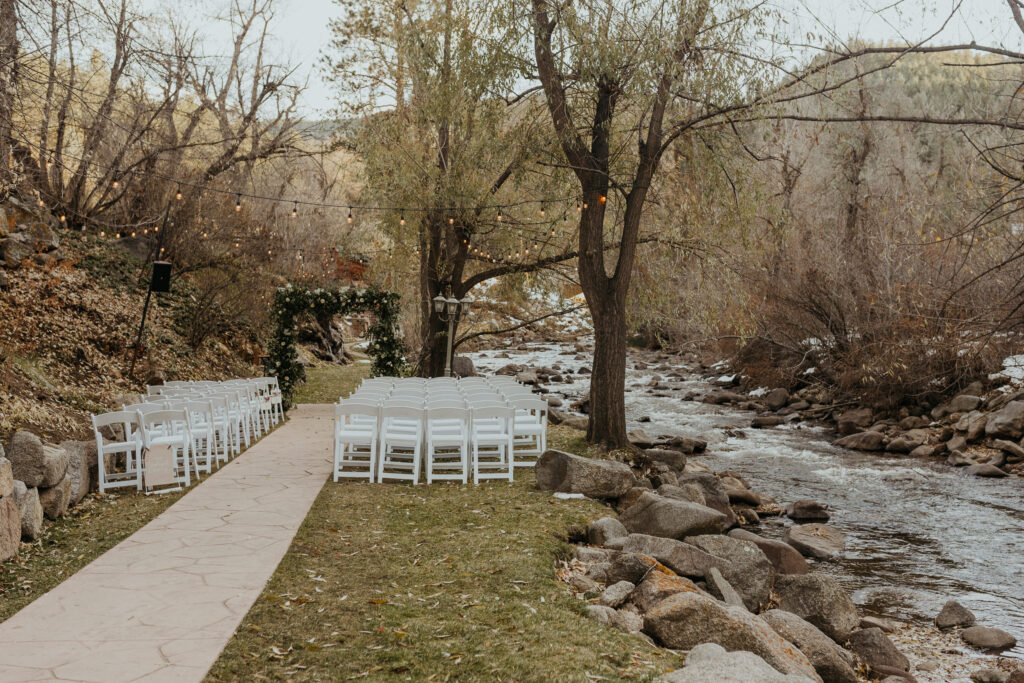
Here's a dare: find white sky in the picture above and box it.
[146,0,1018,118]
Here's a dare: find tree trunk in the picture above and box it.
[0,0,17,199]
[421,309,454,377]
[586,290,629,448]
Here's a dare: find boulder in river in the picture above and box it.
[667,435,707,454]
[764,388,790,411]
[761,609,859,683]
[935,600,975,630]
[644,448,686,471]
[657,642,819,683]
[618,491,728,539]
[836,407,873,435]
[643,591,822,681]
[847,627,910,674]
[774,573,860,642]
[965,463,1008,478]
[783,523,846,560]
[785,500,830,522]
[728,529,810,575]
[834,431,885,451]
[961,626,1017,651]
[677,472,736,526]
[535,450,635,498]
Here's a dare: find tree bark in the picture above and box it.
[585,283,629,447]
[0,0,17,199]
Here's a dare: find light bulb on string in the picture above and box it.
[37,196,44,207]
[112,178,120,190]
[347,207,353,224]
[539,203,545,218]
[235,194,242,212]
[399,214,405,226]
[449,216,455,225]
[115,232,121,239]
[497,210,502,222]
[45,158,53,170]
[576,202,581,212]
[60,214,66,223]
[583,202,589,209]
[599,195,606,204]
[291,202,298,218]
[100,231,105,237]
[175,184,183,200]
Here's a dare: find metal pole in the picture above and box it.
[444,315,454,377]
[128,201,172,380]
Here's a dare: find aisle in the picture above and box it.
[0,404,334,683]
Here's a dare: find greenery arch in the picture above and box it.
[265,284,405,405]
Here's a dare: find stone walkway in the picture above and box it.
[0,404,334,682]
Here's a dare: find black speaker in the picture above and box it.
[150,261,172,292]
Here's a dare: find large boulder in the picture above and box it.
[60,440,93,505]
[761,609,859,683]
[623,533,722,578]
[705,567,746,608]
[39,444,70,488]
[6,430,46,487]
[848,627,909,674]
[535,450,635,498]
[935,600,975,630]
[775,574,860,642]
[667,435,707,454]
[38,473,71,520]
[834,431,885,451]
[645,449,686,471]
[632,569,704,611]
[0,497,20,561]
[605,552,669,585]
[961,626,1017,651]
[966,463,1008,478]
[688,534,775,612]
[658,642,818,683]
[618,492,728,539]
[765,388,791,411]
[451,356,476,377]
[836,408,873,435]
[677,472,736,527]
[985,401,1024,440]
[0,456,13,498]
[786,500,830,522]
[599,581,635,608]
[587,516,628,547]
[657,483,706,506]
[784,524,846,560]
[16,484,43,541]
[644,591,822,681]
[729,529,810,575]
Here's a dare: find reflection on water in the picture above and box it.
[469,343,1024,658]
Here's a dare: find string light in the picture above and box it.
[599,195,606,204]
[45,158,53,170]
[291,202,298,218]
[449,217,455,225]
[59,214,66,223]
[576,202,581,212]
[112,178,120,189]
[497,211,502,222]
[400,214,405,226]
[37,196,44,207]
[175,184,183,200]
[235,194,242,212]
[347,207,353,224]
[539,203,545,217]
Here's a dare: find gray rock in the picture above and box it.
[535,450,635,498]
[785,500,830,522]
[961,626,1017,650]
[645,448,686,471]
[834,431,885,451]
[753,416,786,428]
[985,400,1024,439]
[599,580,635,608]
[586,604,617,625]
[947,450,975,467]
[619,491,728,539]
[622,533,720,578]
[993,439,1024,461]
[585,562,610,583]
[775,573,860,642]
[658,642,818,683]
[848,627,909,673]
[729,528,811,575]
[15,484,43,541]
[587,516,628,547]
[935,600,975,630]
[860,615,900,633]
[60,440,93,505]
[39,444,69,488]
[762,609,859,683]
[677,472,736,527]
[38,473,71,520]
[0,457,13,498]
[706,567,746,609]
[0,497,20,560]
[965,463,1008,478]
[632,570,704,612]
[657,483,706,506]
[451,355,476,377]
[688,534,775,612]
[575,546,611,563]
[836,407,873,435]
[667,435,707,454]
[784,524,846,560]
[765,388,791,411]
[606,552,661,585]
[970,668,1010,683]
[644,592,822,681]
[6,431,46,487]
[613,605,644,633]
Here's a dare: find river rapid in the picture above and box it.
[468,342,1024,661]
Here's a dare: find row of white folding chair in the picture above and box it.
[92,408,193,492]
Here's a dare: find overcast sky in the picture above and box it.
[153,0,1018,118]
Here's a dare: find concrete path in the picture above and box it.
[0,404,334,682]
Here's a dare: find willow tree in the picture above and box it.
[326,0,580,376]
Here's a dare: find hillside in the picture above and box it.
[0,199,261,444]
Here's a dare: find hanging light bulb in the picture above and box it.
[112,178,120,190]
[291,202,298,218]
[539,203,545,218]
[59,214,66,223]
[100,231,105,237]
[576,202,581,212]
[449,216,455,225]
[175,184,183,200]
[400,214,405,226]
[496,210,502,222]
[583,202,589,209]
[599,195,606,204]
[45,158,53,170]
[115,232,121,239]
[37,196,44,207]
[235,194,242,212]
[347,207,353,224]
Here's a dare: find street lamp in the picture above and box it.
[433,292,472,377]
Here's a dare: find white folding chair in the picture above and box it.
[471,405,515,483]
[509,396,548,465]
[138,409,193,489]
[425,407,469,484]
[378,405,424,484]
[334,401,380,482]
[92,411,144,492]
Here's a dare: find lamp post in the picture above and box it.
[432,291,472,377]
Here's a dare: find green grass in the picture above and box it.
[207,423,679,682]
[292,363,372,404]
[0,488,185,623]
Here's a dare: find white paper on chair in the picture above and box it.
[144,445,176,488]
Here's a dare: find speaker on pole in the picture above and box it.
[150,261,172,292]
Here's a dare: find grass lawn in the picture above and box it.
[0,488,185,623]
[206,425,682,682]
[292,363,372,404]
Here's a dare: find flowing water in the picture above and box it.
[468,342,1024,659]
